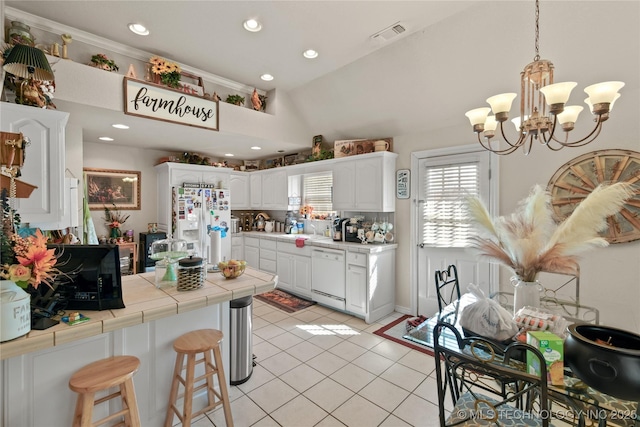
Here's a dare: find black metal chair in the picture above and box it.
[433,320,551,427]
[435,265,461,312]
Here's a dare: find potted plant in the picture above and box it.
[149,56,182,88]
[258,94,267,111]
[89,53,119,72]
[226,94,245,106]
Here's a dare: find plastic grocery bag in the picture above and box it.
[459,284,519,341]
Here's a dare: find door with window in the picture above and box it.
[416,150,494,316]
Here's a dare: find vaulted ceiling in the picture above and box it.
[4,1,639,160]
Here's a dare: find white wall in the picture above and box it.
[289,1,640,330]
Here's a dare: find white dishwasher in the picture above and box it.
[311,248,346,311]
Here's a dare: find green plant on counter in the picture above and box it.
[226,94,245,106]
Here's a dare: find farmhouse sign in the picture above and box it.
[123,78,219,131]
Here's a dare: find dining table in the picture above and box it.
[404,294,638,426]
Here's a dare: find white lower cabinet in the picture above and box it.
[292,255,311,298]
[346,249,396,323]
[245,234,395,323]
[231,235,244,260]
[276,251,294,292]
[259,238,277,274]
[244,237,260,269]
[276,241,311,298]
[346,264,367,316]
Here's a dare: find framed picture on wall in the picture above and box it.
[84,168,141,210]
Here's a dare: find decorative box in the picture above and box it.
[526,330,564,385]
[0,280,31,342]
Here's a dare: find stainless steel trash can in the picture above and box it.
[229,295,253,385]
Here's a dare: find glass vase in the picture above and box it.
[511,276,542,315]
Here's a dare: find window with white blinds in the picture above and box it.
[422,162,479,247]
[303,172,333,214]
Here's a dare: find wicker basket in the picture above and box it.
[177,257,204,291]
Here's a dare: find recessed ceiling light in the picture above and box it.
[99,137,114,141]
[128,23,149,36]
[243,19,262,32]
[303,49,318,59]
[112,124,129,129]
[251,146,262,150]
[225,153,235,157]
[260,74,274,81]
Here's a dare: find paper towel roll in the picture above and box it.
[209,230,222,266]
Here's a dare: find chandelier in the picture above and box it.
[465,0,624,155]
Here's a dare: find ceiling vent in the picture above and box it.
[371,22,406,42]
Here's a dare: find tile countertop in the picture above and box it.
[240,231,398,253]
[0,267,276,360]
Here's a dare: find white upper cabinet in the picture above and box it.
[1,103,69,225]
[261,169,288,210]
[250,172,262,208]
[230,172,250,209]
[333,152,397,212]
[332,161,356,210]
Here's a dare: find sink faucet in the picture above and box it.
[310,223,317,236]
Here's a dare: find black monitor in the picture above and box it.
[47,244,125,311]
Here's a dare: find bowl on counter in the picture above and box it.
[565,323,640,401]
[218,260,246,279]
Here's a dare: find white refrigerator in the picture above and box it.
[172,184,231,266]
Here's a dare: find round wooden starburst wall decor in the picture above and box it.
[547,149,640,244]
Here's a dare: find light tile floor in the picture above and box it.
[194,299,443,427]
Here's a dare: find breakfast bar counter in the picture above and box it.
[1,267,277,427]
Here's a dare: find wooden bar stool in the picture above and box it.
[165,329,233,427]
[68,355,141,427]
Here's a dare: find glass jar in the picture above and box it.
[155,259,178,289]
[9,21,35,46]
[177,256,205,291]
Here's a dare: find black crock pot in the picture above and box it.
[565,323,640,401]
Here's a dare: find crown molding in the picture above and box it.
[5,7,264,95]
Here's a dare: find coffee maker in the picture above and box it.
[343,219,362,243]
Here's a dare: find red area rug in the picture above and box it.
[255,289,316,313]
[373,314,435,356]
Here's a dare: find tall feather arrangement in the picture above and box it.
[467,183,634,282]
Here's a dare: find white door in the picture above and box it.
[415,149,495,316]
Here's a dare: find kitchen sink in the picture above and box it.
[278,234,329,241]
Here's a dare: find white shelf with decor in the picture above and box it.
[49,55,308,149]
